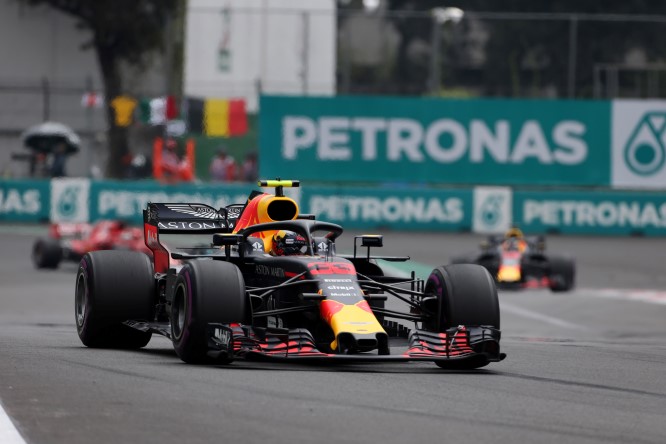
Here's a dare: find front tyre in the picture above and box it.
[549,256,575,292]
[171,260,250,364]
[75,251,154,348]
[424,264,500,369]
[425,264,500,331]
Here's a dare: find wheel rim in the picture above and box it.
[172,283,187,340]
[75,272,87,327]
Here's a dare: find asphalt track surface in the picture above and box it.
[1,226,665,444]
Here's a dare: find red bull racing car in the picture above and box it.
[451,228,575,292]
[75,180,505,369]
[33,220,150,269]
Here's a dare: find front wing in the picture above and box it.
[206,324,505,368]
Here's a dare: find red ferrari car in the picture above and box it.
[32,220,151,269]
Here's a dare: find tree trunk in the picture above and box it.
[96,45,130,179]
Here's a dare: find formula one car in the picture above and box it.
[74,180,505,369]
[33,220,150,269]
[451,228,575,292]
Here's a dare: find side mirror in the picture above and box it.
[361,235,383,248]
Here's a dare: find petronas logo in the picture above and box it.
[623,112,666,176]
[57,186,78,218]
[480,195,504,228]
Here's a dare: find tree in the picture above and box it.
[19,0,183,178]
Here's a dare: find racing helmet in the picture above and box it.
[505,227,524,239]
[270,230,309,256]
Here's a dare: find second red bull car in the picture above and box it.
[451,228,575,292]
[74,180,505,369]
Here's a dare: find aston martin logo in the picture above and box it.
[165,204,221,219]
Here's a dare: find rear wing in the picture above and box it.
[144,202,237,234]
[143,202,242,272]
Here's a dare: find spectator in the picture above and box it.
[50,141,68,177]
[209,147,237,181]
[240,151,258,182]
[161,138,182,182]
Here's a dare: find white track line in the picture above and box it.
[0,401,26,444]
[582,288,666,306]
[500,302,589,330]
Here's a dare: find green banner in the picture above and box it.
[300,186,472,231]
[0,179,50,222]
[90,181,257,224]
[260,95,611,186]
[514,190,666,235]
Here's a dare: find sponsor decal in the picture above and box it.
[0,188,41,215]
[165,204,222,219]
[309,196,463,224]
[255,264,285,277]
[317,241,329,252]
[157,221,226,230]
[522,199,666,229]
[323,278,353,283]
[251,241,264,251]
[473,187,512,234]
[282,116,588,166]
[51,178,90,223]
[612,100,666,188]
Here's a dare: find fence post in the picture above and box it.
[41,76,50,121]
[429,14,441,95]
[567,15,578,98]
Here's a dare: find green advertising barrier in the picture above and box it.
[300,185,472,231]
[260,95,611,186]
[514,190,666,235]
[0,179,50,222]
[90,181,259,224]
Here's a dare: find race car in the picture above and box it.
[74,180,505,369]
[33,220,150,269]
[450,227,575,292]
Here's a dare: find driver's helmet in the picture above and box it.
[270,230,309,256]
[505,227,524,239]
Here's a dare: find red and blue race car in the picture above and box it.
[451,228,575,292]
[74,180,504,369]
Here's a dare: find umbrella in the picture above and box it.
[21,121,81,154]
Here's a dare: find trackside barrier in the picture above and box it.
[2,179,666,235]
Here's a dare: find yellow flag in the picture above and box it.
[111,95,137,127]
[204,99,229,136]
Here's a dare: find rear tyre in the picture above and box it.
[32,238,62,269]
[171,260,250,364]
[75,251,154,348]
[424,264,500,369]
[549,256,575,292]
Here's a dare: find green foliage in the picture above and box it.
[21,0,178,65]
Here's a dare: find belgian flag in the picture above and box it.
[185,97,247,137]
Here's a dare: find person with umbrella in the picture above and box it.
[21,122,80,178]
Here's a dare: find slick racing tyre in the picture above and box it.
[32,238,62,269]
[424,264,500,369]
[549,256,576,292]
[424,264,500,331]
[75,251,154,348]
[171,259,250,364]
